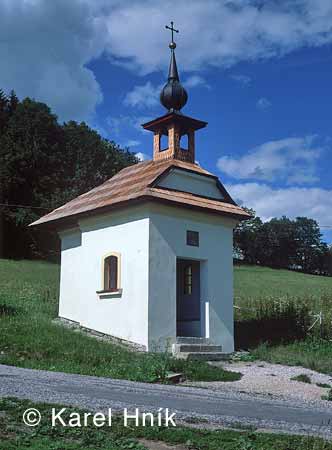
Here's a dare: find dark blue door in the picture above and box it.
[176,259,201,336]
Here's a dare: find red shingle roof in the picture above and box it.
[30,159,250,228]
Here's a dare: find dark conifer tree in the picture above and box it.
[8,90,19,115]
[0,89,9,132]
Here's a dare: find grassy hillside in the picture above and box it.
[0,258,239,382]
[1,258,332,376]
[2,258,330,310]
[234,264,332,301]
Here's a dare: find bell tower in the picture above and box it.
[142,21,207,163]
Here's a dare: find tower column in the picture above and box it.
[168,124,180,155]
[153,132,161,159]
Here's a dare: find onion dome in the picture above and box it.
[160,39,188,112]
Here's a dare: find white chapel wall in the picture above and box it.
[58,205,150,349]
[148,203,237,353]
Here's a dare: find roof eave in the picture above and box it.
[30,194,250,231]
[142,112,207,133]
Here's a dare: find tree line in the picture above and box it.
[0,89,138,259]
[234,208,332,276]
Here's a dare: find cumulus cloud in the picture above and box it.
[3,0,332,120]
[256,97,272,110]
[217,136,323,184]
[183,75,210,89]
[135,152,150,161]
[227,182,332,228]
[103,0,332,73]
[123,139,140,148]
[123,75,209,110]
[107,114,152,135]
[0,0,106,122]
[123,82,161,109]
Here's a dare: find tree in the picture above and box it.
[293,217,323,273]
[51,121,137,208]
[7,90,19,115]
[234,210,331,275]
[0,89,9,133]
[315,243,331,276]
[0,90,9,257]
[234,208,262,263]
[0,93,138,259]
[1,97,65,257]
[258,217,298,268]
[328,245,332,276]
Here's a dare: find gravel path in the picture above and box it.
[0,364,332,438]
[186,361,332,409]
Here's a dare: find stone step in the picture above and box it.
[174,352,230,361]
[176,337,210,344]
[173,344,223,353]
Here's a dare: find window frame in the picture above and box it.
[186,230,199,247]
[184,264,193,295]
[97,252,122,297]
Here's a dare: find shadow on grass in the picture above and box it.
[235,303,311,350]
[0,304,18,317]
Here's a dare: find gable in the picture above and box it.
[156,168,225,200]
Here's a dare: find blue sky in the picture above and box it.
[1,0,332,242]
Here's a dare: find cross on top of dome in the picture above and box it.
[160,21,188,112]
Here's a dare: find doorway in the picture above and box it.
[176,259,201,337]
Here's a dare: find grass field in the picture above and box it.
[234,264,332,302]
[1,258,332,378]
[0,258,239,383]
[233,265,332,373]
[1,397,332,450]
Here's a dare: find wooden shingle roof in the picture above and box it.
[31,159,250,229]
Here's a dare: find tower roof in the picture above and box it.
[142,111,207,135]
[160,22,188,112]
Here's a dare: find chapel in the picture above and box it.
[32,23,249,356]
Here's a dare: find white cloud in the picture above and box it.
[227,182,332,228]
[183,75,210,89]
[123,81,161,109]
[3,1,332,120]
[230,74,252,86]
[107,114,152,135]
[135,152,150,161]
[217,136,323,184]
[102,0,332,74]
[0,0,106,122]
[124,139,140,147]
[124,75,210,110]
[256,97,272,110]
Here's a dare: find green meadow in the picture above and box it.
[0,258,239,383]
[234,264,332,301]
[1,258,332,377]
